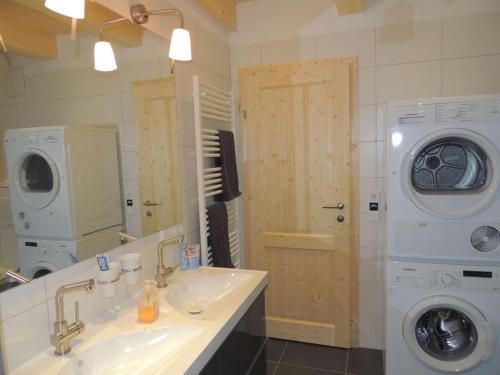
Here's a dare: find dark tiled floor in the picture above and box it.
[249,338,384,375]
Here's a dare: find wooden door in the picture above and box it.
[132,78,182,236]
[240,59,357,348]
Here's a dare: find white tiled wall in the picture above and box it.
[230,1,500,350]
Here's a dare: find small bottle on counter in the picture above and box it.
[137,280,159,323]
[179,240,189,271]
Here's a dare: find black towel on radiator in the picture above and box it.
[216,130,241,202]
[207,202,235,268]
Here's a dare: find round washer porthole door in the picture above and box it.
[401,128,500,219]
[14,150,60,209]
[403,296,494,373]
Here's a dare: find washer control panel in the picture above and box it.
[432,265,500,292]
[389,261,500,293]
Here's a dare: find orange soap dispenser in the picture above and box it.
[137,280,159,323]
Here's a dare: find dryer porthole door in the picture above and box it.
[401,128,500,219]
[403,296,494,373]
[14,150,60,209]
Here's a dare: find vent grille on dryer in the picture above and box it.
[471,226,500,252]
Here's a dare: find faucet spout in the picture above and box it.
[55,279,95,324]
[4,269,31,284]
[155,235,184,288]
[51,279,95,355]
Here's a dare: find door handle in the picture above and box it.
[143,201,162,206]
[322,202,344,210]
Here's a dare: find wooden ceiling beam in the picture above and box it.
[11,0,144,47]
[335,0,364,15]
[0,16,57,59]
[192,0,237,31]
[0,1,68,35]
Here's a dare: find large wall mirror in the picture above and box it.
[0,7,183,291]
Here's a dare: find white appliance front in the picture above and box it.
[388,95,500,265]
[17,237,78,278]
[5,126,122,241]
[386,261,500,375]
[5,127,75,239]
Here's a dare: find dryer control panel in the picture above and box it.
[390,96,500,126]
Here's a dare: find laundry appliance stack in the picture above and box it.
[4,126,123,277]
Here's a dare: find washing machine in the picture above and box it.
[4,126,123,241]
[17,226,121,278]
[17,238,77,278]
[387,95,500,265]
[386,260,500,375]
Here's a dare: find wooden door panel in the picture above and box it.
[241,59,356,348]
[132,78,181,236]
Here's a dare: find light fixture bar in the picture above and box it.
[130,5,184,28]
[98,17,129,40]
[95,4,192,73]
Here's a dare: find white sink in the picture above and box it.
[167,271,253,317]
[58,326,203,375]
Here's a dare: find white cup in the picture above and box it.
[95,262,121,298]
[120,253,142,286]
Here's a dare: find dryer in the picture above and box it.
[388,95,500,265]
[4,126,123,241]
[386,260,500,375]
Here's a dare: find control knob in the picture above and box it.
[440,273,455,286]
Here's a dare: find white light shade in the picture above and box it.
[44,0,85,19]
[94,41,117,72]
[168,28,192,61]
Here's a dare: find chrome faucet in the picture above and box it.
[155,235,184,288]
[50,279,95,355]
[4,269,31,284]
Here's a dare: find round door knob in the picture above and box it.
[440,273,455,286]
[337,215,344,223]
[146,211,152,217]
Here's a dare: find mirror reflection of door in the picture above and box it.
[132,77,182,236]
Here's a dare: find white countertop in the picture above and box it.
[12,266,268,375]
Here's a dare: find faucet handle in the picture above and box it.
[75,301,80,323]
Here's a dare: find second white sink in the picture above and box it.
[167,271,253,317]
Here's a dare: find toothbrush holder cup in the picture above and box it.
[95,262,121,298]
[120,253,142,286]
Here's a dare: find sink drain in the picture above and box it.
[187,305,204,314]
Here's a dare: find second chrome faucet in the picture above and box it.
[155,235,184,288]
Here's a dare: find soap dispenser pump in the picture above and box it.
[137,280,159,323]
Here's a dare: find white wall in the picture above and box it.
[229,0,500,350]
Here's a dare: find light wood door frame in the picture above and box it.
[240,58,359,348]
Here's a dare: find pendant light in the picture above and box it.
[44,0,85,19]
[169,28,192,61]
[94,41,117,72]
